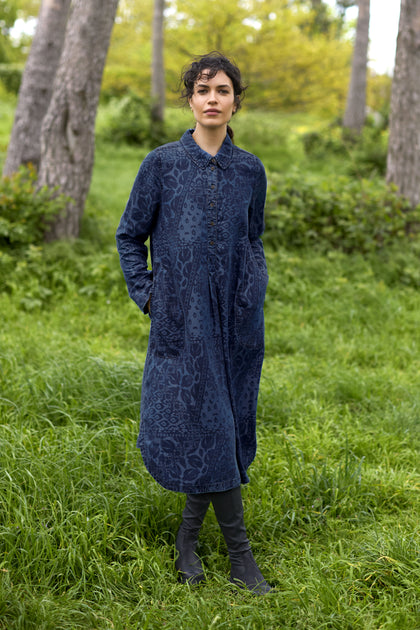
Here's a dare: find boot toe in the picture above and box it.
[177,569,205,585]
[229,550,272,595]
[175,554,205,584]
[230,575,272,595]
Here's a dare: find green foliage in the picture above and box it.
[265,173,420,257]
[294,0,347,37]
[97,98,196,149]
[0,166,73,310]
[104,0,353,115]
[0,240,126,311]
[367,72,392,116]
[302,120,389,177]
[13,0,40,18]
[98,93,153,145]
[0,95,14,149]
[0,166,67,248]
[0,62,22,93]
[0,0,18,62]
[98,93,176,147]
[100,64,147,101]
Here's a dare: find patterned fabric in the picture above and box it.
[116,129,268,493]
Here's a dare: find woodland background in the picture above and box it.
[0,1,419,629]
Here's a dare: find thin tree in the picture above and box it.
[343,0,370,133]
[151,0,165,141]
[3,0,71,176]
[386,0,420,207]
[38,0,120,240]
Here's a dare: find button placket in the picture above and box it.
[207,159,218,264]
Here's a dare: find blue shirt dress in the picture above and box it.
[116,129,268,493]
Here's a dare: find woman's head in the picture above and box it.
[180,52,247,114]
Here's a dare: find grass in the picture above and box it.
[1,98,420,628]
[1,252,419,629]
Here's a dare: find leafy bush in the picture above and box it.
[302,126,347,158]
[0,165,67,248]
[345,123,388,178]
[0,166,79,309]
[264,172,420,254]
[0,63,23,94]
[302,121,388,177]
[99,93,153,145]
[0,239,126,311]
[97,94,191,148]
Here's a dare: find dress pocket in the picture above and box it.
[234,241,268,348]
[149,271,185,357]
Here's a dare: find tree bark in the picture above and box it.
[343,0,370,133]
[386,0,420,207]
[3,0,71,177]
[38,0,119,240]
[151,0,165,123]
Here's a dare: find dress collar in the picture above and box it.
[180,128,233,170]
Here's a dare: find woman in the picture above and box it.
[116,52,271,595]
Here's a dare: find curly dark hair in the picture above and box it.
[180,51,247,113]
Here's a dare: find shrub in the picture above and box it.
[0,63,23,94]
[0,166,74,309]
[264,172,420,254]
[302,121,388,177]
[99,93,160,146]
[0,237,127,311]
[345,124,388,178]
[97,94,189,148]
[0,165,68,248]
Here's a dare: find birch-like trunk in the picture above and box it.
[343,0,370,133]
[3,0,71,176]
[386,0,420,207]
[38,0,119,240]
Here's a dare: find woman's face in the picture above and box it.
[189,70,236,132]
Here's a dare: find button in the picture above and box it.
[210,166,215,171]
[210,202,215,208]
[209,241,214,246]
[211,158,217,164]
[210,184,216,190]
[210,221,215,226]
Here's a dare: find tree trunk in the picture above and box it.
[38,0,119,240]
[386,0,420,207]
[343,0,370,133]
[3,0,71,177]
[151,0,165,123]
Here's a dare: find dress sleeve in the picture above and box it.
[248,158,268,274]
[116,151,161,313]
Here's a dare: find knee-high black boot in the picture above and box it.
[175,493,211,584]
[211,486,272,595]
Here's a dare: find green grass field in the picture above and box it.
[0,101,419,629]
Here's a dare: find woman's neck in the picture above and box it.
[192,124,227,156]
